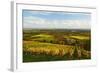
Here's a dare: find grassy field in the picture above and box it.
[23,29,91,62]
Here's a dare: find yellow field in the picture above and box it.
[23,41,75,56]
[23,41,90,58]
[70,36,90,40]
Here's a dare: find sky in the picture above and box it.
[23,10,91,29]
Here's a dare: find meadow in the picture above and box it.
[23,29,91,62]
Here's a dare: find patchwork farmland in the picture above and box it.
[23,29,91,62]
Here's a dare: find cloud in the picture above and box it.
[24,10,53,16]
[23,16,90,29]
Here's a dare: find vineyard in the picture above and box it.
[23,29,91,62]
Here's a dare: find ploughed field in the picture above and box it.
[23,29,91,62]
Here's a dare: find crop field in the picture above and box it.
[23,29,91,62]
